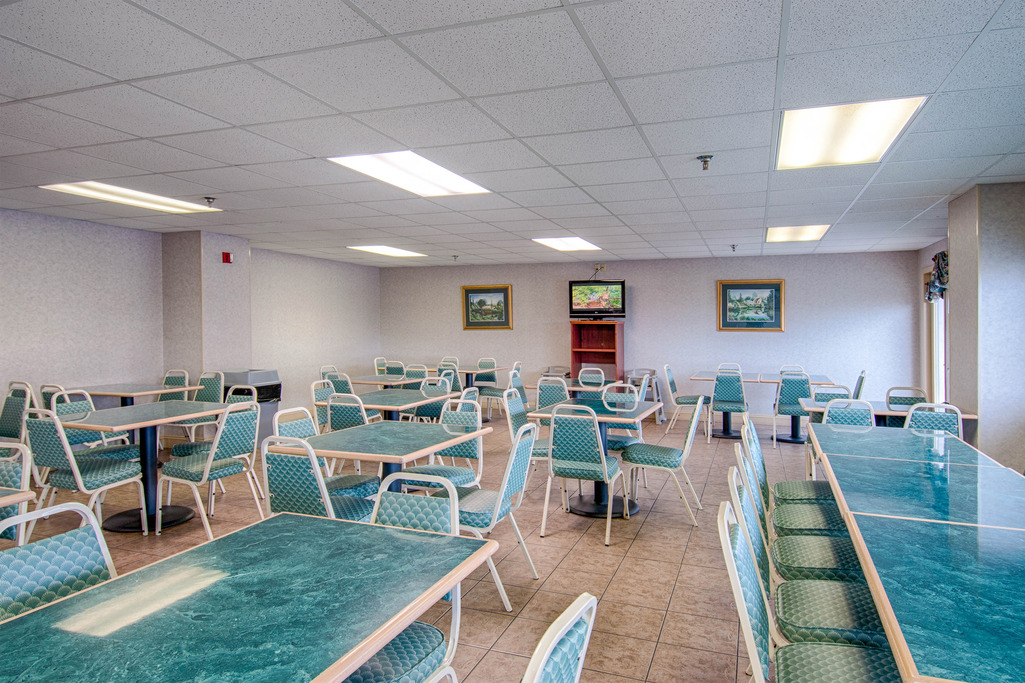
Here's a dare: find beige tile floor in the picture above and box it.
[14,413,808,682]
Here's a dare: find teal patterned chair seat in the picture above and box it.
[621,443,682,468]
[404,399,482,488]
[675,394,707,407]
[343,620,446,683]
[402,465,477,489]
[552,455,620,481]
[605,436,641,451]
[325,474,380,499]
[774,480,835,505]
[0,503,115,622]
[48,458,142,491]
[775,642,900,683]
[327,495,375,522]
[521,593,597,683]
[775,580,887,648]
[772,503,848,538]
[435,487,508,529]
[771,535,865,583]
[170,440,212,458]
[161,454,245,482]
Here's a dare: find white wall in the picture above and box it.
[249,249,381,409]
[380,251,921,415]
[0,208,165,395]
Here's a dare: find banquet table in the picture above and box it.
[58,401,229,533]
[527,398,661,517]
[809,424,1024,683]
[0,513,496,682]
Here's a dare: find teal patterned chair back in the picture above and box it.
[39,384,64,411]
[226,385,256,404]
[193,372,224,403]
[501,423,537,509]
[460,387,480,407]
[777,373,811,414]
[0,503,114,622]
[886,387,926,409]
[663,365,679,396]
[550,406,604,471]
[503,387,529,436]
[437,401,481,461]
[0,389,29,441]
[475,358,497,384]
[374,357,387,375]
[735,441,769,538]
[385,361,405,376]
[718,502,772,681]
[740,423,771,507]
[402,365,428,390]
[51,392,99,447]
[522,592,597,683]
[600,383,639,412]
[852,371,866,399]
[510,370,529,406]
[24,410,76,471]
[810,384,851,423]
[537,378,569,410]
[712,370,746,406]
[439,367,461,393]
[905,403,962,437]
[159,370,188,401]
[328,394,368,431]
[577,368,605,399]
[441,355,459,368]
[320,365,338,379]
[415,378,451,421]
[273,408,319,439]
[0,444,31,541]
[311,380,333,427]
[210,404,259,461]
[823,399,875,427]
[372,473,459,534]
[261,437,331,517]
[728,465,771,591]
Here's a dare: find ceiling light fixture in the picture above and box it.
[766,225,830,243]
[328,151,489,197]
[39,181,222,213]
[532,237,602,252]
[776,97,925,170]
[347,245,427,257]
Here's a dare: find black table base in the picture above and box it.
[775,415,808,444]
[569,494,639,518]
[712,410,742,439]
[103,505,194,533]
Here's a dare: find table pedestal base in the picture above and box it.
[712,411,742,439]
[775,415,807,444]
[103,505,195,534]
[569,494,639,518]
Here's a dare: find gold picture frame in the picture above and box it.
[462,284,512,330]
[717,279,784,332]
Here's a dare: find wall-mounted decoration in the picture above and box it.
[717,279,784,332]
[462,284,512,330]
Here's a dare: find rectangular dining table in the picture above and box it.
[527,398,661,517]
[799,397,979,443]
[348,374,420,387]
[0,513,496,682]
[76,383,202,407]
[809,424,1024,683]
[58,400,229,533]
[317,389,458,422]
[430,365,508,389]
[269,420,492,491]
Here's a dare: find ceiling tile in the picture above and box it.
[764,202,848,219]
[583,180,676,203]
[138,64,335,126]
[993,0,1025,29]
[768,164,877,190]
[37,85,226,137]
[682,192,766,211]
[576,0,781,76]
[601,197,684,214]
[531,202,611,219]
[874,155,1004,182]
[0,133,53,157]
[426,194,518,211]
[859,179,964,200]
[419,139,545,173]
[621,211,691,226]
[981,153,1025,176]
[0,0,233,79]
[465,167,573,192]
[259,41,458,111]
[0,38,113,98]
[661,148,771,179]
[523,127,650,165]
[674,172,768,197]
[77,140,221,173]
[890,125,1025,162]
[400,13,603,96]
[618,60,777,124]
[361,198,457,215]
[912,86,1025,132]
[233,187,342,207]
[168,166,292,192]
[0,102,133,147]
[463,207,541,221]
[353,0,560,33]
[781,36,973,108]
[503,187,593,206]
[135,0,380,58]
[643,112,774,155]
[246,115,402,158]
[944,27,1025,91]
[785,0,1001,54]
[769,186,863,205]
[354,100,508,147]
[0,161,81,188]
[4,149,146,180]
[313,182,416,203]
[475,82,631,136]
[156,129,307,165]
[688,207,765,222]
[240,159,363,186]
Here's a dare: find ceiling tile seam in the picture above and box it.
[782,29,990,59]
[122,0,256,62]
[929,2,1020,97]
[561,3,703,250]
[761,0,790,241]
[0,36,119,98]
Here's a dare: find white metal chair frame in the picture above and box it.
[662,364,707,437]
[0,502,117,580]
[822,398,876,426]
[521,592,598,683]
[373,357,387,376]
[904,402,964,438]
[0,443,33,545]
[886,386,927,409]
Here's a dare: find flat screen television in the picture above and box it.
[569,280,626,319]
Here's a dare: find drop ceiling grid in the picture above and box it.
[0,0,1023,263]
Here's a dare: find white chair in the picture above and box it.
[521,592,598,683]
[904,402,963,438]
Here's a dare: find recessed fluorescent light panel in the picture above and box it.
[329,151,489,197]
[776,97,925,170]
[39,181,221,213]
[532,237,602,252]
[347,245,426,257]
[766,225,830,243]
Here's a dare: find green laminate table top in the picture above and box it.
[689,371,761,382]
[316,389,458,412]
[527,398,662,424]
[270,420,492,463]
[75,383,202,397]
[57,400,229,432]
[809,423,1023,683]
[0,487,33,506]
[0,513,496,682]
[525,378,617,392]
[758,373,833,385]
[348,375,420,386]
[800,397,979,419]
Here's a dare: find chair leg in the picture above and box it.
[245,472,265,520]
[156,478,164,535]
[540,475,553,538]
[669,472,699,526]
[133,480,149,535]
[189,483,214,541]
[216,479,226,494]
[679,465,703,510]
[773,414,778,448]
[665,406,681,434]
[507,513,538,580]
[208,481,217,516]
[469,528,512,611]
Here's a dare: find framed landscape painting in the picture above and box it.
[717,279,784,332]
[462,284,513,330]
